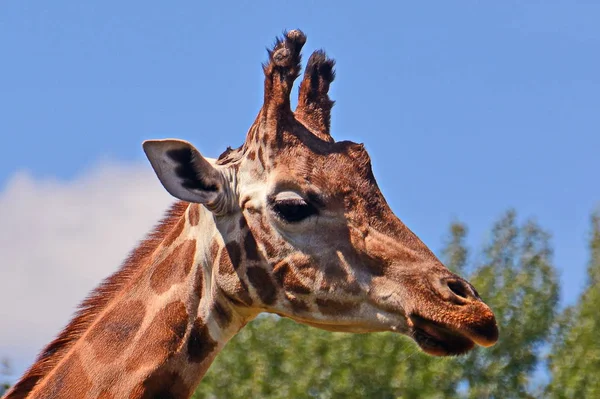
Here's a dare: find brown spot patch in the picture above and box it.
[125,301,188,371]
[187,318,217,363]
[247,266,277,305]
[221,280,254,307]
[87,300,145,363]
[295,257,318,282]
[324,264,348,279]
[97,389,115,399]
[257,146,265,166]
[209,239,220,260]
[234,280,254,306]
[194,264,204,297]
[163,216,186,248]
[150,239,197,294]
[361,257,386,277]
[36,353,92,399]
[188,204,200,226]
[212,300,233,328]
[260,236,278,258]
[316,298,356,316]
[129,369,189,399]
[320,264,351,292]
[273,262,312,295]
[244,232,260,261]
[218,245,236,275]
[343,280,362,294]
[225,242,242,270]
[286,293,309,312]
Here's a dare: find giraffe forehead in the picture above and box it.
[233,122,369,169]
[264,154,377,205]
[276,141,372,182]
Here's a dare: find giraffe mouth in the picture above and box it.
[408,314,495,356]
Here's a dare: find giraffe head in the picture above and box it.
[144,30,498,356]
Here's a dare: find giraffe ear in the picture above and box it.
[143,139,225,205]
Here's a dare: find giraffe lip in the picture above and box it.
[409,315,476,356]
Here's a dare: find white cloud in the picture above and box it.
[0,162,173,380]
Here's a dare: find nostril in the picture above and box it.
[432,275,481,304]
[442,278,481,303]
[447,280,470,299]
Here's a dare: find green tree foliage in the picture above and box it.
[454,211,559,398]
[194,316,462,399]
[547,212,600,398]
[441,222,469,276]
[194,211,559,398]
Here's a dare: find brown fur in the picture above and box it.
[97,390,115,399]
[217,242,235,275]
[212,300,233,328]
[87,300,146,363]
[187,204,200,226]
[320,265,361,294]
[224,242,242,269]
[163,216,186,248]
[234,281,254,306]
[36,353,91,399]
[294,256,318,282]
[209,239,220,261]
[316,298,356,315]
[259,235,278,259]
[5,202,188,399]
[246,266,277,305]
[150,239,197,294]
[273,261,312,295]
[129,369,190,399]
[193,260,204,296]
[243,232,260,261]
[285,293,310,312]
[187,319,217,363]
[125,301,189,371]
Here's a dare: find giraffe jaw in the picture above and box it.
[300,320,385,333]
[291,315,394,334]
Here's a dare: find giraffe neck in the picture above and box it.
[7,202,253,399]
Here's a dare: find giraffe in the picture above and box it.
[4,30,498,399]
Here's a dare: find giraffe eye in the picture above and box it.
[273,197,318,223]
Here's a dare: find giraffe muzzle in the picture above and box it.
[405,275,499,356]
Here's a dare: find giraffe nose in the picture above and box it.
[435,276,481,305]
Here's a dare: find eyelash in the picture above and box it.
[273,198,318,223]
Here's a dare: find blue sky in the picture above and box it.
[1,0,599,352]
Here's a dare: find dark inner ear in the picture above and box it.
[167,148,220,192]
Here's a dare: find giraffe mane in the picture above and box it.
[6,201,189,399]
